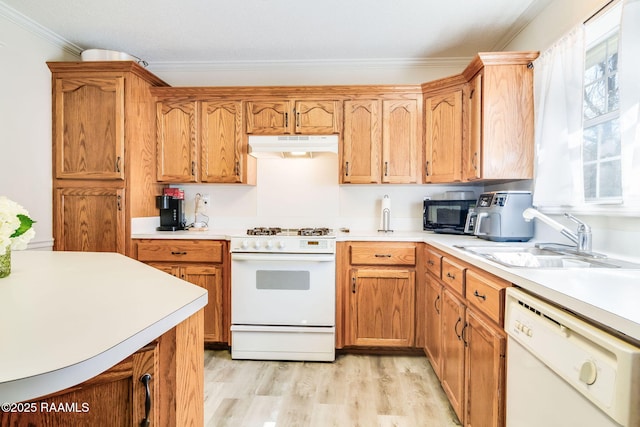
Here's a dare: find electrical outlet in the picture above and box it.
[201,194,210,206]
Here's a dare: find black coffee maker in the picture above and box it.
[156,195,186,231]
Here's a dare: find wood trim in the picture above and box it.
[47,61,169,87]
[461,51,539,81]
[151,85,423,99]
[157,309,204,427]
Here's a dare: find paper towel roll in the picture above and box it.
[379,195,391,231]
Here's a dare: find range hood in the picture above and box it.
[248,135,338,158]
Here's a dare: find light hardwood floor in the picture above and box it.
[204,350,461,427]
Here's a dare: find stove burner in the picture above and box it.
[247,227,282,236]
[246,227,332,237]
[298,227,331,236]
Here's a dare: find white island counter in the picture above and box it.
[0,251,208,406]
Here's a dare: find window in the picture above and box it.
[532,0,640,211]
[583,4,622,203]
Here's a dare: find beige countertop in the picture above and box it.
[0,251,208,403]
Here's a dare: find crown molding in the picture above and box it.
[491,0,554,50]
[147,57,473,73]
[0,1,82,56]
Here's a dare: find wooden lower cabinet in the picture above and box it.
[422,245,508,426]
[465,309,506,427]
[134,239,229,345]
[339,241,418,348]
[441,288,466,422]
[1,344,158,426]
[2,309,204,426]
[424,273,443,378]
[349,268,415,347]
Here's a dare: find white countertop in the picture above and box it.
[0,251,208,403]
[424,234,640,345]
[131,228,640,344]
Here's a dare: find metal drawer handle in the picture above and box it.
[171,251,187,255]
[473,290,486,300]
[352,276,356,293]
[427,260,434,266]
[139,373,152,427]
[375,254,392,258]
[434,294,440,314]
[461,322,468,347]
[454,318,462,340]
[446,272,456,280]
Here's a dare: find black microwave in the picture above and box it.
[423,199,476,234]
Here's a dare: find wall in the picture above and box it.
[0,4,77,250]
[170,157,481,232]
[502,0,640,260]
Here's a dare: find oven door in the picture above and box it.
[231,253,335,326]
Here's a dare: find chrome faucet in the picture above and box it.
[522,208,593,254]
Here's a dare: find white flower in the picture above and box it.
[0,196,36,256]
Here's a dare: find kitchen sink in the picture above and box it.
[453,245,640,269]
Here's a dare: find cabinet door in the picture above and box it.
[382,99,418,183]
[441,288,466,423]
[424,274,443,379]
[181,265,226,343]
[157,100,198,182]
[342,99,381,183]
[464,73,483,181]
[54,187,125,253]
[349,268,415,347]
[465,309,505,427]
[245,100,292,134]
[425,90,463,183]
[53,77,125,180]
[1,344,159,427]
[201,100,243,183]
[294,100,340,134]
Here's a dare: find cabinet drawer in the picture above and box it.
[425,246,443,278]
[136,240,223,263]
[350,243,416,266]
[441,257,465,296]
[466,269,509,325]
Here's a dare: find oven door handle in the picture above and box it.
[231,253,335,262]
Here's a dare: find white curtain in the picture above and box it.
[532,26,585,207]
[619,0,640,207]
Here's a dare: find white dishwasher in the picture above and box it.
[505,288,640,427]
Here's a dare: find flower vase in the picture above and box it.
[0,247,11,278]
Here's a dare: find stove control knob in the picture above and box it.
[240,240,249,250]
[277,240,286,249]
[253,240,262,249]
[265,240,274,249]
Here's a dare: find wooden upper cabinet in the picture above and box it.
[294,100,340,134]
[465,73,483,180]
[201,100,244,183]
[246,99,340,135]
[382,99,419,183]
[245,100,292,134]
[462,52,538,181]
[156,100,198,182]
[342,99,381,183]
[424,90,463,183]
[53,76,125,180]
[342,97,419,184]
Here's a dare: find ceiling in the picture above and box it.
[2,0,550,65]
